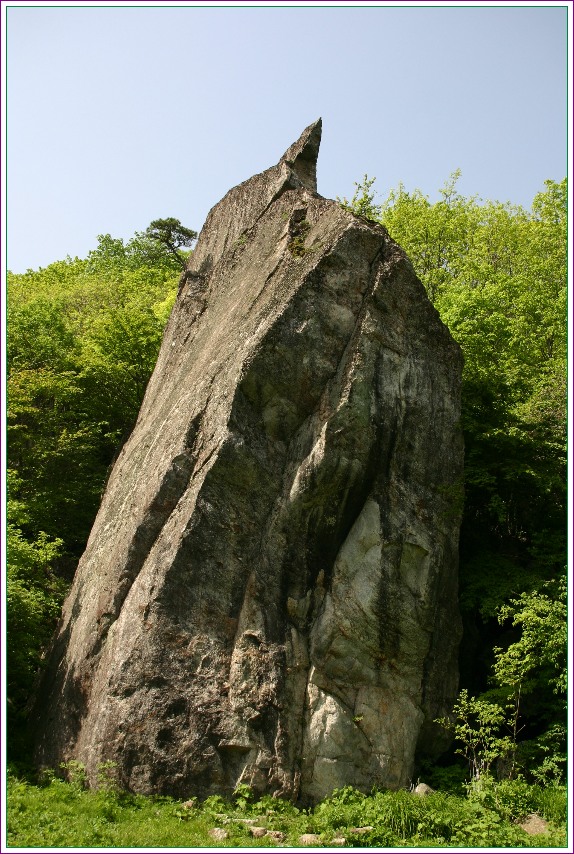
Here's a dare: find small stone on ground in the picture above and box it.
[414,782,435,796]
[208,827,228,840]
[519,813,549,835]
[266,830,286,841]
[249,826,267,837]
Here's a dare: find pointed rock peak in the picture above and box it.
[280,118,322,191]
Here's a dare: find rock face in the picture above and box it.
[35,120,464,802]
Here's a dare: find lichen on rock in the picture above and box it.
[34,119,464,802]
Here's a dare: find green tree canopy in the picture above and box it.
[143,217,197,271]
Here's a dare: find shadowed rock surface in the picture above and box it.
[34,120,464,802]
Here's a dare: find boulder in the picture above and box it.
[414,782,435,796]
[34,120,463,802]
[299,834,322,845]
[519,813,549,836]
[248,826,267,838]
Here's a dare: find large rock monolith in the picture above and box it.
[35,120,463,801]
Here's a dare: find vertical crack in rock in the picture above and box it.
[34,120,464,802]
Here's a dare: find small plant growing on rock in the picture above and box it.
[288,219,311,257]
[234,232,249,248]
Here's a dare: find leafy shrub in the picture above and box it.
[312,785,369,830]
[466,774,535,820]
[6,523,67,761]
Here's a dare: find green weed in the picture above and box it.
[6,773,567,849]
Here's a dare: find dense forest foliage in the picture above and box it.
[7,179,567,795]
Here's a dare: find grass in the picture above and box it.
[6,773,568,849]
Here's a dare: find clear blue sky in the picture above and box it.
[4,1,569,273]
